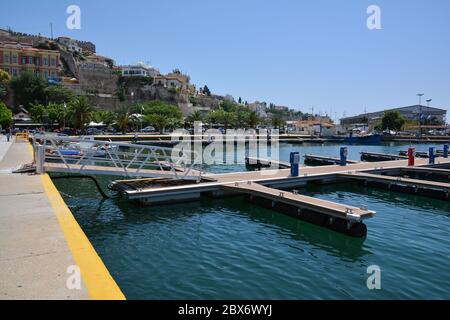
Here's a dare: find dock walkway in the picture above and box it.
[0,141,89,299]
[338,171,450,199]
[0,141,124,300]
[223,182,374,221]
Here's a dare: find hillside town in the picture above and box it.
[0,27,447,137]
[2,1,450,304]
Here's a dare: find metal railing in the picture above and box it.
[32,134,203,181]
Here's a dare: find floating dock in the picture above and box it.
[399,150,443,158]
[34,135,450,238]
[304,154,358,166]
[223,182,374,237]
[338,171,450,200]
[110,157,450,237]
[245,156,291,169]
[360,151,408,162]
[400,166,450,181]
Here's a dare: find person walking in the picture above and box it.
[6,127,11,142]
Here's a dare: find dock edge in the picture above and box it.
[41,173,126,300]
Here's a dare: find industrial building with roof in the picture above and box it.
[340,105,447,129]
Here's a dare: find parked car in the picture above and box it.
[141,126,156,133]
[105,127,117,134]
[86,128,102,135]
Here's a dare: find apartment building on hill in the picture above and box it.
[0,41,60,79]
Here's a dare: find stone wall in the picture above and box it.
[59,50,78,78]
[78,65,119,94]
[86,94,127,111]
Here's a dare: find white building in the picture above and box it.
[57,37,82,53]
[120,62,159,78]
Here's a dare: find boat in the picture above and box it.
[344,129,382,145]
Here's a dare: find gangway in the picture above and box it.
[32,135,203,181]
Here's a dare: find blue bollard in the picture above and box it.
[443,144,449,158]
[340,147,348,166]
[429,147,436,165]
[290,152,300,177]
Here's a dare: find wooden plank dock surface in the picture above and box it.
[338,171,450,193]
[208,158,441,184]
[222,182,375,221]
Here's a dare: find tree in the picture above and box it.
[379,111,406,132]
[246,111,261,128]
[68,96,94,130]
[232,106,249,128]
[209,108,234,130]
[93,111,116,127]
[0,69,11,101]
[271,116,286,129]
[186,110,204,126]
[143,100,183,133]
[10,71,47,108]
[0,69,10,84]
[115,107,131,134]
[203,85,211,96]
[220,99,238,112]
[0,101,13,128]
[46,103,66,125]
[29,103,46,123]
[45,85,75,104]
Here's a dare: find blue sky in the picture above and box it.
[1,0,449,121]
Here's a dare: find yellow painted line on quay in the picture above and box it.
[41,174,126,300]
[28,142,125,299]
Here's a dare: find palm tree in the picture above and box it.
[115,107,131,134]
[210,108,233,130]
[271,116,286,129]
[146,114,170,133]
[246,111,261,129]
[69,96,94,131]
[186,110,203,126]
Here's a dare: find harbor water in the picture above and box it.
[52,142,450,299]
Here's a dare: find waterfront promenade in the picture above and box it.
[0,137,124,300]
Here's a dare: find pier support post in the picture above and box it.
[429,147,436,165]
[408,147,415,166]
[290,152,300,177]
[35,144,45,174]
[340,147,348,166]
[443,144,449,158]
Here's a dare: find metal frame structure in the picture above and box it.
[32,134,203,181]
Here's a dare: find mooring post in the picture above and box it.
[408,147,415,166]
[35,144,45,174]
[290,152,300,177]
[443,144,449,158]
[429,147,436,165]
[340,147,348,166]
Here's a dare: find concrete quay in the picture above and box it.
[0,138,124,300]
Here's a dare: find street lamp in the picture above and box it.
[141,106,144,132]
[417,93,424,136]
[417,93,424,106]
[63,101,67,129]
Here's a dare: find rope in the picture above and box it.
[51,175,117,199]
